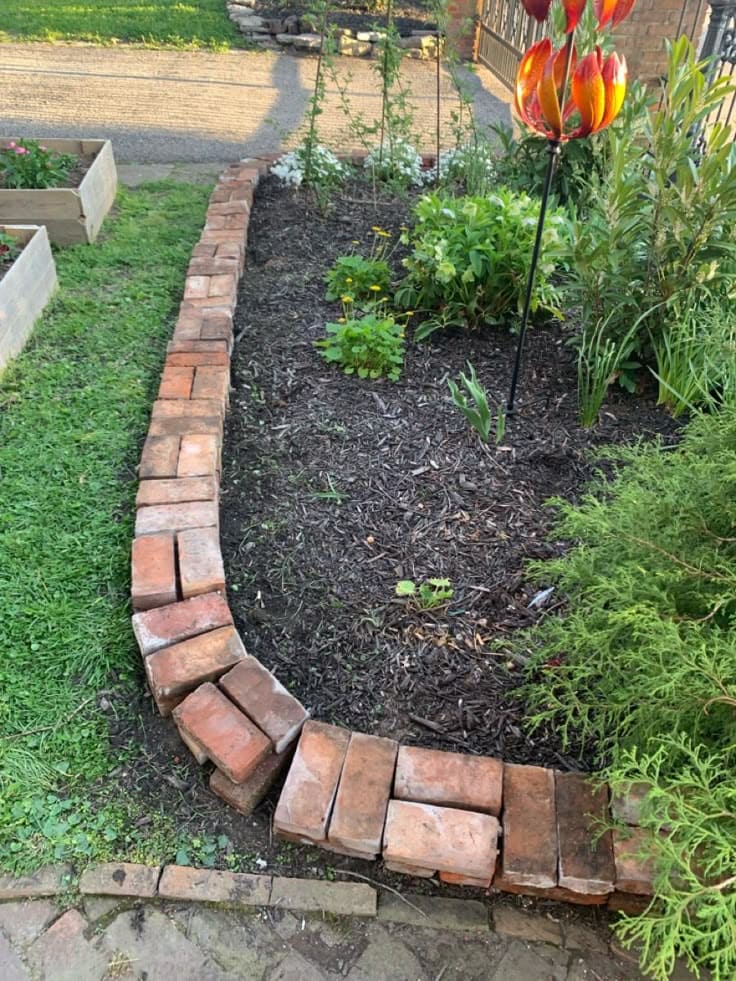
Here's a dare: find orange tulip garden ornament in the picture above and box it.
[506,0,635,413]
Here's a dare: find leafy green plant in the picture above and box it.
[396,577,454,609]
[0,139,76,190]
[447,361,505,442]
[325,227,394,304]
[396,191,568,339]
[0,231,20,265]
[316,313,405,380]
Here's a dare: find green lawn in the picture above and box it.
[0,181,211,872]
[0,1,243,49]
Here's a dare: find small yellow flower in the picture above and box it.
[341,294,354,304]
[380,296,389,302]
[405,310,415,316]
[371,225,383,233]
[377,230,391,238]
[351,240,360,245]
[338,317,346,323]
[369,285,381,292]
[345,277,353,283]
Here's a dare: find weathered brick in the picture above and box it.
[134,500,218,536]
[394,745,503,816]
[269,878,376,917]
[439,870,492,889]
[383,801,499,883]
[207,200,250,216]
[191,242,217,257]
[158,866,271,905]
[145,626,247,715]
[173,682,272,782]
[209,749,291,816]
[200,229,246,245]
[132,592,232,656]
[179,724,209,764]
[502,764,558,889]
[219,657,309,753]
[328,732,397,858]
[188,257,240,277]
[178,526,226,598]
[158,366,194,400]
[610,782,652,826]
[147,413,222,439]
[0,864,72,900]
[612,827,656,895]
[383,860,435,878]
[607,891,652,915]
[136,476,217,508]
[208,273,236,298]
[556,772,615,895]
[167,338,229,354]
[166,351,229,368]
[184,275,210,299]
[273,721,351,842]
[139,435,180,479]
[131,533,177,611]
[152,397,223,420]
[215,243,243,263]
[192,366,230,405]
[491,867,608,906]
[177,434,220,477]
[79,863,160,898]
[200,321,233,345]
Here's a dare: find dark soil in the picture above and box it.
[219,175,680,773]
[254,0,436,36]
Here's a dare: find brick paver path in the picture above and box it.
[0,44,511,163]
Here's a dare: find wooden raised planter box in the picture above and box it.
[0,225,58,370]
[0,139,117,245]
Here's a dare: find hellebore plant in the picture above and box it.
[506,0,634,413]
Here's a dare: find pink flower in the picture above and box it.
[14,147,27,155]
[40,145,47,151]
[7,141,16,150]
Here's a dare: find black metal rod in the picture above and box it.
[506,138,561,414]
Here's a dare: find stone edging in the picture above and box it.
[128,156,655,916]
[227,0,442,59]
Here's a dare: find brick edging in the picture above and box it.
[128,155,656,915]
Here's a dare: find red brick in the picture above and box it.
[192,366,230,405]
[384,860,435,878]
[147,414,222,439]
[131,533,177,611]
[188,258,240,277]
[328,732,397,858]
[159,366,194,400]
[166,351,229,367]
[200,321,233,345]
[607,891,653,915]
[200,229,246,245]
[205,214,227,230]
[501,764,558,889]
[192,242,217,257]
[383,801,499,883]
[166,339,229,355]
[132,592,232,656]
[178,434,219,477]
[158,865,271,905]
[556,772,615,896]
[145,626,246,715]
[612,828,656,895]
[229,186,253,204]
[207,189,230,204]
[219,657,309,753]
[610,782,652,826]
[209,749,292,816]
[209,273,236,297]
[439,871,491,889]
[215,244,243,263]
[151,397,223,420]
[273,721,351,843]
[184,275,210,299]
[135,500,218,536]
[139,435,180,479]
[394,746,503,816]
[79,863,160,897]
[178,723,209,764]
[172,321,203,343]
[223,213,248,230]
[136,476,217,508]
[491,867,608,906]
[174,682,272,783]
[207,200,250,216]
[178,526,226,599]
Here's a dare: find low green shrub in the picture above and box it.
[0,139,75,190]
[315,312,405,380]
[325,254,392,304]
[396,190,568,340]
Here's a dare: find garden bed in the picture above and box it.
[218,175,679,771]
[0,138,117,245]
[0,224,57,370]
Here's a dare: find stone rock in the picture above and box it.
[293,33,322,51]
[493,905,563,946]
[276,34,297,45]
[263,18,284,33]
[284,15,300,34]
[338,38,372,57]
[233,15,268,33]
[357,31,385,42]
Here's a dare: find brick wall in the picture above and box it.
[612,0,709,85]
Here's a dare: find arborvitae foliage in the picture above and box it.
[519,406,736,979]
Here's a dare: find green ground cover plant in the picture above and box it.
[0,139,75,190]
[0,0,241,49]
[0,180,211,873]
[518,406,736,979]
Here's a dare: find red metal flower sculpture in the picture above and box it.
[506,0,636,413]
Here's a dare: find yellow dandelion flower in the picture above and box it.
[345,277,353,283]
[369,285,381,292]
[341,294,354,304]
[380,296,389,302]
[377,230,391,238]
[405,310,415,316]
[338,317,346,323]
[371,225,383,233]
[351,239,360,245]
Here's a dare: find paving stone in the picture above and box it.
[209,748,291,815]
[273,721,351,843]
[612,827,656,895]
[556,772,615,895]
[269,877,376,917]
[502,763,558,889]
[158,865,271,905]
[178,526,226,598]
[139,434,180,478]
[83,896,123,921]
[27,909,111,981]
[0,899,58,946]
[492,904,563,946]
[134,499,219,536]
[344,924,423,981]
[219,656,309,753]
[145,625,247,715]
[610,782,651,826]
[491,939,569,981]
[178,433,220,477]
[0,932,30,981]
[131,532,177,610]
[173,682,272,782]
[173,906,281,977]
[563,920,610,955]
[78,863,160,898]
[0,864,72,900]
[377,892,489,931]
[328,732,397,858]
[383,800,499,883]
[136,476,217,507]
[132,591,233,656]
[394,745,503,815]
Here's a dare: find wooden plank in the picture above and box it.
[0,138,86,155]
[78,140,118,243]
[0,189,82,221]
[0,225,57,370]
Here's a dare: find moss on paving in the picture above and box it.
[0,0,243,50]
[0,181,210,873]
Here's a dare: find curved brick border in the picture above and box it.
[129,157,656,917]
